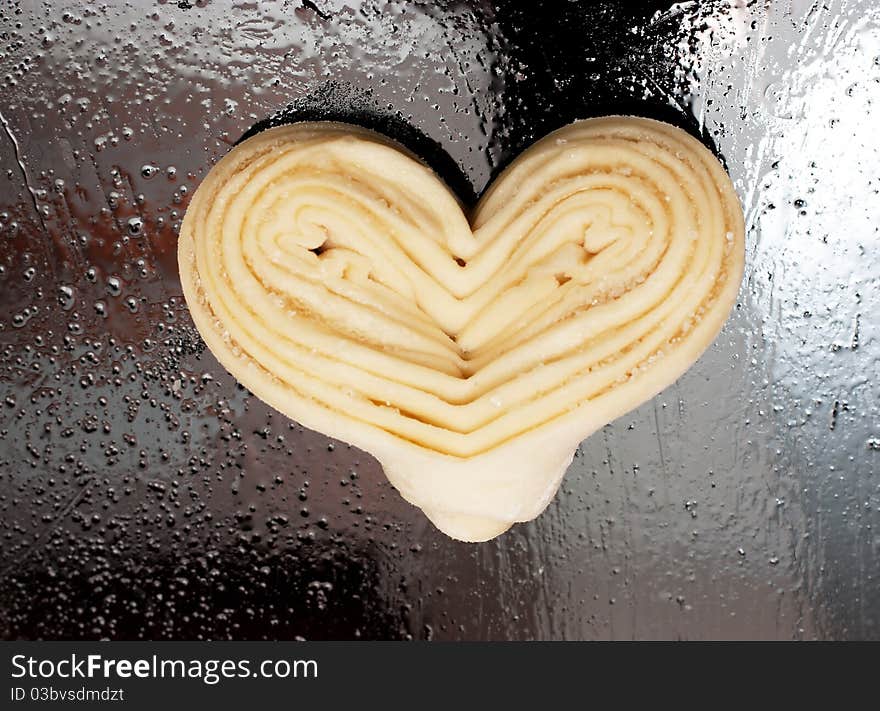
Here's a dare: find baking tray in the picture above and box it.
[1,0,878,639]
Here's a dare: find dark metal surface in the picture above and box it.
[1,0,878,640]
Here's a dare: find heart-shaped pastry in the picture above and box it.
[179,116,744,541]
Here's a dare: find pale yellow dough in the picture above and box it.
[178,116,745,541]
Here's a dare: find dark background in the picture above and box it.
[1,0,878,639]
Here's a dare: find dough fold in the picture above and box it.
[179,116,745,541]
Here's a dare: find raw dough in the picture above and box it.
[178,116,745,541]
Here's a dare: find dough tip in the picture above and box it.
[423,508,514,543]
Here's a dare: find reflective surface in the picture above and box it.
[1,0,878,640]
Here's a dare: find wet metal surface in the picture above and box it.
[1,0,878,639]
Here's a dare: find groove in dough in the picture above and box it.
[178,116,745,542]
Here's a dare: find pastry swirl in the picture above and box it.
[179,116,745,541]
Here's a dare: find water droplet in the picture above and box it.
[127,217,144,236]
[58,285,76,310]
